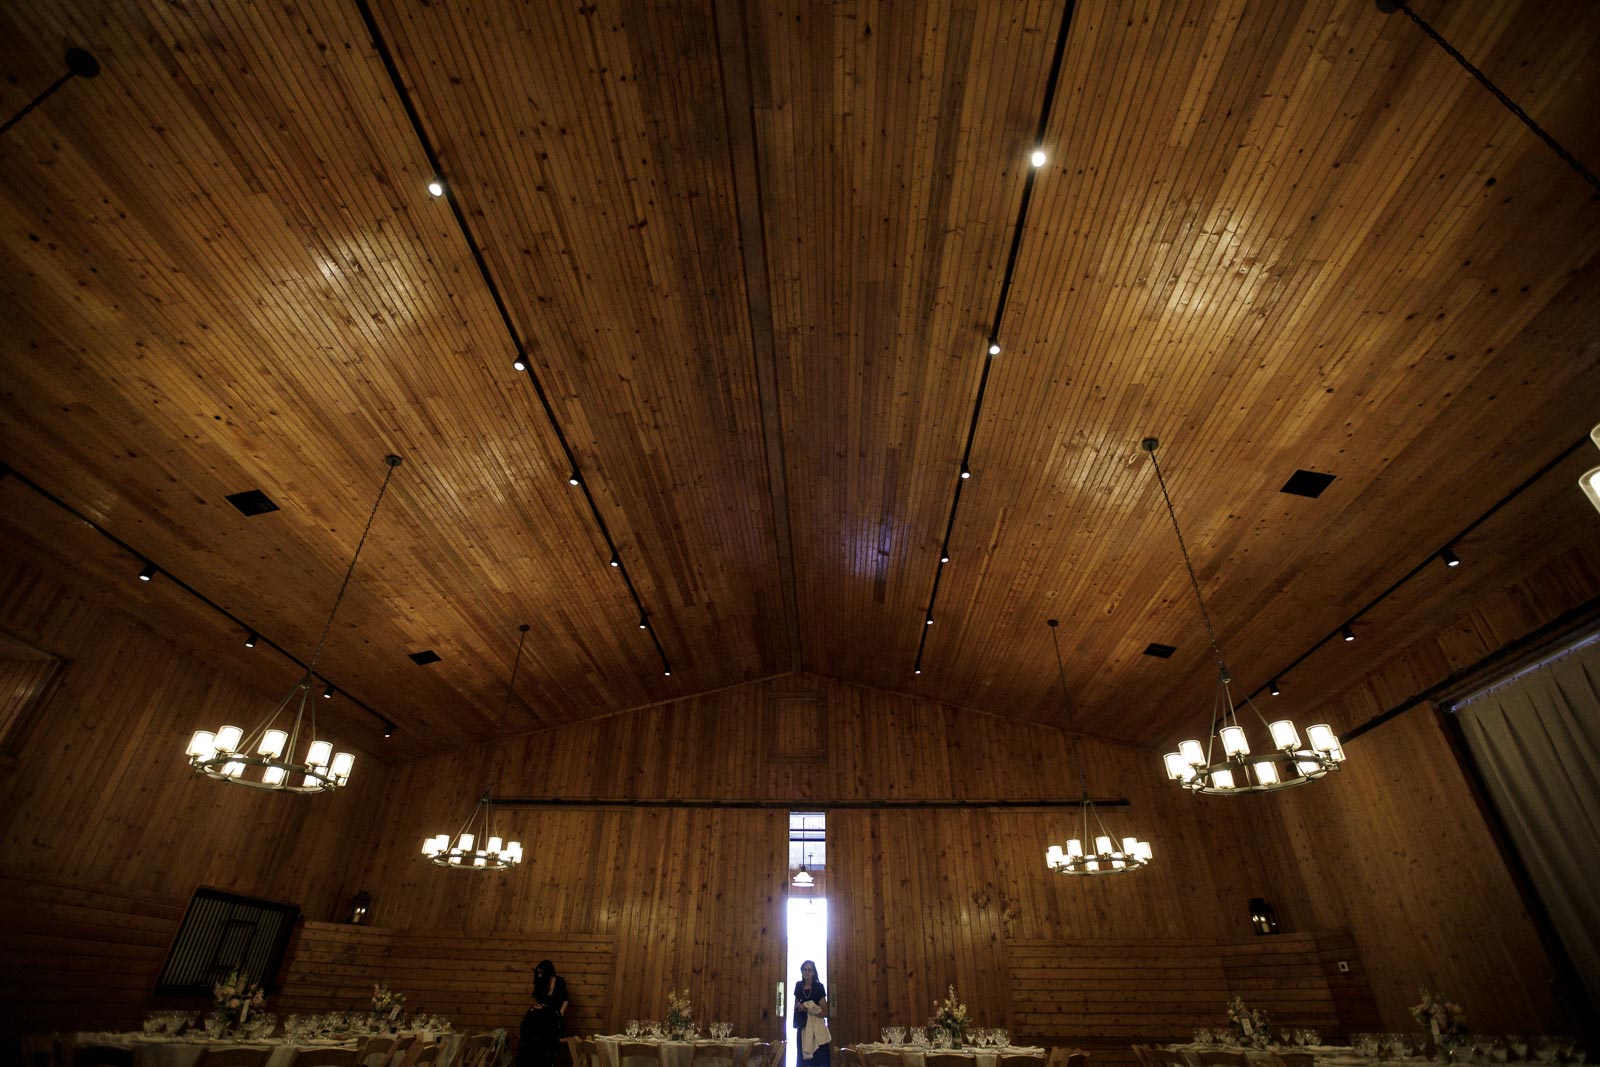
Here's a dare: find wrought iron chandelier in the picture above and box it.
[422,624,527,869]
[184,455,402,793]
[1042,620,1154,875]
[1142,438,1346,794]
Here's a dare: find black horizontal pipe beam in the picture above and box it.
[489,796,1128,811]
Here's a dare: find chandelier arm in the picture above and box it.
[1238,689,1275,730]
[1144,441,1229,675]
[304,455,402,679]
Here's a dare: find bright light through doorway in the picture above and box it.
[785,896,828,1067]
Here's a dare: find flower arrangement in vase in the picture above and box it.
[933,986,970,1046]
[212,970,266,1030]
[372,982,406,1032]
[1409,988,1466,1052]
[1225,995,1271,1050]
[666,989,695,1039]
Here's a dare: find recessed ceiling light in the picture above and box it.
[1142,642,1177,659]
[988,342,1001,356]
[1029,149,1047,168]
[1280,469,1337,498]
[225,489,280,517]
[409,649,442,666]
[138,562,156,582]
[426,178,445,197]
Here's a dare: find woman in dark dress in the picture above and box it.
[518,960,570,1067]
[791,960,830,1067]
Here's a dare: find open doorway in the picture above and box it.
[786,811,827,1067]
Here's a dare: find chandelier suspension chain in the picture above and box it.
[1047,620,1090,799]
[489,625,531,794]
[304,455,402,680]
[1143,440,1229,678]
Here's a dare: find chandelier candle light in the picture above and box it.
[184,455,403,793]
[1042,620,1154,875]
[421,624,528,869]
[1141,438,1346,794]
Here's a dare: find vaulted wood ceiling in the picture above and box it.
[2,0,1597,761]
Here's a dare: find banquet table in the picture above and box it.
[64,1031,467,1067]
[594,1036,764,1067]
[849,1043,1047,1067]
[1169,1051,1590,1067]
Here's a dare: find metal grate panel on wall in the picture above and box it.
[155,887,300,995]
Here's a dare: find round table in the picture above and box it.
[849,1045,1047,1067]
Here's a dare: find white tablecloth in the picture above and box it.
[65,1031,466,1067]
[595,1036,763,1067]
[851,1045,1046,1067]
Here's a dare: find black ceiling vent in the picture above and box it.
[225,489,280,517]
[408,649,442,666]
[1279,469,1337,498]
[1142,642,1178,659]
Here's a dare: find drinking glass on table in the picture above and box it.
[626,1021,640,1037]
[887,1028,905,1046]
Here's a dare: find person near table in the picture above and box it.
[792,960,830,1067]
[518,959,570,1067]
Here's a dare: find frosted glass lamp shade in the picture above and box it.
[306,741,333,766]
[1066,838,1083,858]
[262,765,287,786]
[186,731,216,759]
[1210,767,1236,790]
[457,833,475,851]
[259,729,287,758]
[1582,465,1600,514]
[1253,761,1281,786]
[1164,752,1194,780]
[1094,835,1113,855]
[1179,739,1206,766]
[1268,720,1301,751]
[330,752,354,782]
[1122,837,1139,854]
[214,725,243,753]
[487,836,504,853]
[1219,725,1249,757]
[1307,724,1337,753]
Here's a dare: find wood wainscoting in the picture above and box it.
[279,922,614,1033]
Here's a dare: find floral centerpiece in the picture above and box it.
[932,986,970,1044]
[213,970,266,1028]
[1409,988,1466,1045]
[372,982,406,1030]
[1225,995,1270,1050]
[666,989,695,1038]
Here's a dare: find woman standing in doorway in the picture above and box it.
[792,960,830,1067]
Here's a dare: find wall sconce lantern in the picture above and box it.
[1249,897,1279,935]
[347,890,371,925]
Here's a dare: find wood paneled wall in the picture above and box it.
[279,922,613,1032]
[0,559,387,1030]
[352,675,1338,1043]
[1267,546,1600,1033]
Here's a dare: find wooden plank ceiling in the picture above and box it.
[0,0,1597,759]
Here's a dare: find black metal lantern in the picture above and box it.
[1249,897,1279,935]
[347,890,371,925]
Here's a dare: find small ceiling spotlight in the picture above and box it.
[940,552,950,564]
[914,667,923,675]
[512,356,527,372]
[245,631,259,649]
[1268,679,1281,697]
[1029,148,1048,168]
[960,461,971,480]
[663,669,672,677]
[638,615,648,630]
[568,470,581,486]
[138,562,156,582]
[383,722,395,739]
[1440,547,1461,567]
[426,178,445,198]
[925,614,934,626]
[322,683,335,700]
[1341,625,1356,642]
[988,342,1001,356]
[609,551,620,568]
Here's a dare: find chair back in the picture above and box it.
[578,1041,600,1067]
[411,1047,442,1067]
[689,1048,736,1067]
[458,1037,497,1067]
[1197,1053,1250,1067]
[384,1037,419,1067]
[1275,1055,1313,1067]
[617,1043,661,1067]
[746,1043,770,1067]
[924,1056,970,1067]
[358,1040,397,1067]
[74,1048,137,1067]
[1065,1053,1089,1067]
[836,1048,863,1067]
[1130,1047,1152,1067]
[291,1051,359,1067]
[1001,1055,1047,1067]
[765,1043,784,1067]
[862,1053,903,1067]
[196,1050,273,1067]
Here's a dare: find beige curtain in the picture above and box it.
[1452,635,1600,1009]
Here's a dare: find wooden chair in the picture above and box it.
[359,1040,398,1067]
[617,1043,661,1067]
[290,1051,359,1067]
[1065,1053,1090,1067]
[745,1043,770,1067]
[836,1048,864,1067]
[766,1041,785,1067]
[1130,1047,1153,1067]
[924,1055,970,1067]
[196,1050,272,1067]
[383,1038,418,1067]
[73,1048,137,1067]
[689,1047,737,1067]
[456,1036,497,1067]
[411,1047,442,1067]
[862,1053,903,1067]
[578,1040,601,1067]
[1003,1055,1047,1067]
[563,1038,583,1067]
[1197,1053,1250,1067]
[1276,1054,1313,1067]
